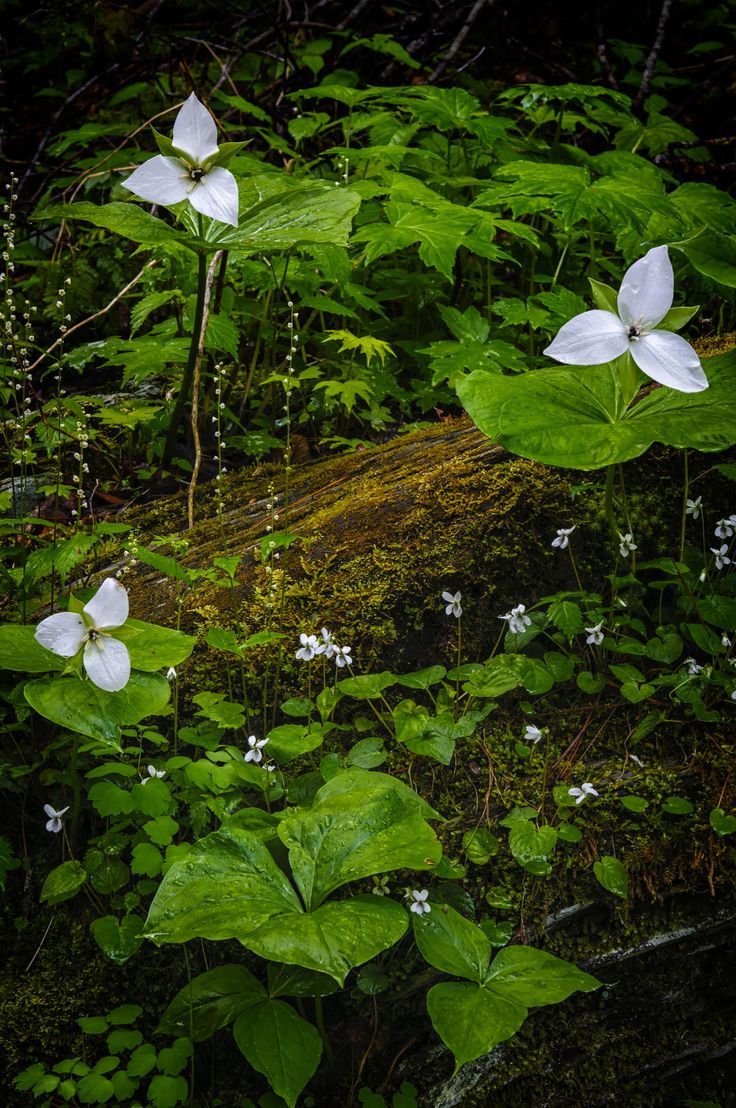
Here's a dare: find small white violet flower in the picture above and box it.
[244,735,269,764]
[499,603,531,635]
[123,93,239,226]
[551,526,575,550]
[166,666,177,681]
[35,577,131,693]
[711,544,731,571]
[44,803,69,834]
[524,724,543,744]
[141,765,166,785]
[715,518,735,540]
[408,889,431,915]
[585,621,605,646]
[442,590,462,618]
[320,627,337,659]
[619,533,637,558]
[684,657,703,676]
[295,633,324,662]
[722,634,732,649]
[334,646,353,668]
[568,782,599,805]
[686,497,702,520]
[544,245,708,393]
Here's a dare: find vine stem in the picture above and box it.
[187,249,224,529]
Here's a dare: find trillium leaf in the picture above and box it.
[34,202,190,250]
[24,672,170,743]
[673,230,736,288]
[203,182,361,253]
[0,625,65,673]
[482,945,600,1005]
[233,998,322,1108]
[412,903,491,983]
[157,965,265,1040]
[114,621,196,671]
[246,895,408,985]
[426,981,527,1072]
[458,351,736,470]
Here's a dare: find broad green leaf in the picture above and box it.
[145,1075,188,1108]
[709,808,736,836]
[426,981,527,1072]
[458,353,736,470]
[24,672,170,743]
[40,860,86,905]
[205,183,360,253]
[278,784,441,908]
[158,965,265,1040]
[144,827,302,944]
[247,895,408,984]
[462,828,500,865]
[90,915,145,964]
[412,904,491,983]
[593,855,629,898]
[396,666,447,689]
[266,964,339,998]
[547,600,583,638]
[508,821,557,875]
[661,796,694,816]
[674,231,736,287]
[337,672,397,699]
[314,768,442,820]
[34,202,189,249]
[266,723,324,764]
[483,945,599,1005]
[76,1073,116,1104]
[0,624,65,673]
[233,999,322,1108]
[114,621,196,671]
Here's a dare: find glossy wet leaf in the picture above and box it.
[412,903,491,982]
[157,965,265,1040]
[483,946,600,1005]
[24,672,170,743]
[90,915,145,964]
[40,860,87,905]
[426,981,527,1072]
[0,625,65,673]
[593,855,629,898]
[233,998,322,1108]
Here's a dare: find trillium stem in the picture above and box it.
[679,449,689,563]
[314,996,334,1066]
[162,221,209,468]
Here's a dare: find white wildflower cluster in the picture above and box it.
[244,734,275,773]
[213,361,230,518]
[71,413,90,520]
[711,512,735,571]
[499,603,531,635]
[295,627,352,668]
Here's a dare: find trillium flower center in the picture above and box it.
[627,324,641,340]
[189,167,206,181]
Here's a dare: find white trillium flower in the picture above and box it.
[244,735,269,764]
[334,645,353,668]
[442,590,462,618]
[686,497,702,520]
[619,532,637,558]
[711,544,731,571]
[295,633,324,662]
[544,246,708,393]
[35,578,131,693]
[123,93,239,226]
[715,518,735,540]
[568,782,599,805]
[142,765,166,785]
[320,627,337,659]
[499,603,532,635]
[585,621,605,646]
[408,889,431,915]
[551,526,576,550]
[44,803,70,834]
[524,724,543,744]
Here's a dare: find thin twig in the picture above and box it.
[187,251,223,530]
[27,260,158,374]
[430,0,493,81]
[595,2,619,89]
[633,0,674,111]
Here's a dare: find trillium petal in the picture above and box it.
[173,92,219,164]
[35,612,86,657]
[122,156,190,205]
[631,331,709,393]
[617,245,673,329]
[83,636,131,692]
[544,310,628,366]
[83,578,129,630]
[188,168,239,226]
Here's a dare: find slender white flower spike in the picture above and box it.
[44,803,70,834]
[442,590,462,618]
[684,657,703,675]
[35,578,131,693]
[618,533,637,558]
[585,621,605,646]
[499,603,532,635]
[123,93,239,226]
[320,627,337,659]
[295,633,324,662]
[686,497,702,520]
[524,724,543,744]
[244,735,270,764]
[141,765,166,785]
[568,782,599,805]
[551,526,575,550]
[408,889,431,915]
[334,646,353,668]
[544,246,708,392]
[711,544,731,571]
[715,518,735,540]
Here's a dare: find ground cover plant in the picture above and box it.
[2,1,736,1105]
